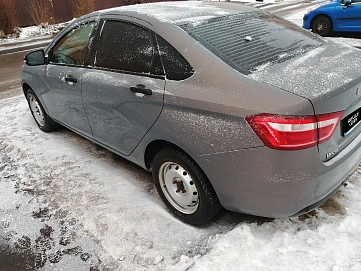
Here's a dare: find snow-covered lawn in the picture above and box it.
[1,94,361,270]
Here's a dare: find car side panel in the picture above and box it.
[81,70,165,156]
[334,2,361,32]
[195,132,361,217]
[303,0,361,32]
[303,4,336,30]
[22,65,44,103]
[144,72,314,157]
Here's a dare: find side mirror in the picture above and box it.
[24,50,46,66]
[344,0,351,7]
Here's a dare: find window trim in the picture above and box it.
[92,18,165,78]
[80,65,166,80]
[155,33,194,81]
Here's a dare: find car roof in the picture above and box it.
[98,1,258,25]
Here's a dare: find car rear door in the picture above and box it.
[81,18,165,155]
[334,0,361,31]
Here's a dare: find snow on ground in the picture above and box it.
[284,9,306,26]
[0,96,240,270]
[0,23,68,44]
[2,94,361,270]
[190,183,361,270]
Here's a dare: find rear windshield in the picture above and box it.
[179,11,325,75]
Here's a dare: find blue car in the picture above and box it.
[303,0,361,36]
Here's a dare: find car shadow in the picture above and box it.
[209,208,274,228]
[330,32,361,39]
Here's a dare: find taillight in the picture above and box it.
[245,112,343,150]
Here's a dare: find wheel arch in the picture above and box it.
[311,14,334,31]
[144,140,182,171]
[22,82,53,117]
[22,83,31,97]
[143,138,222,197]
[149,141,222,224]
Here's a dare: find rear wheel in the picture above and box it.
[311,16,332,37]
[26,89,58,132]
[152,148,221,225]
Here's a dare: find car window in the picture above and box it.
[50,23,95,66]
[180,12,325,75]
[156,34,194,81]
[94,20,154,74]
[341,0,361,3]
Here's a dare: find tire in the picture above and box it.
[26,89,58,132]
[311,16,332,37]
[152,148,221,225]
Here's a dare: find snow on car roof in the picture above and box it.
[100,1,256,25]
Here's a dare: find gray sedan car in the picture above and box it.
[22,1,361,225]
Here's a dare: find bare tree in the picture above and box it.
[68,0,96,18]
[27,0,54,25]
[0,0,17,35]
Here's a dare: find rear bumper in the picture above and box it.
[294,179,345,216]
[195,132,361,218]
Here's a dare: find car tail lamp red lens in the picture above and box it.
[245,112,343,150]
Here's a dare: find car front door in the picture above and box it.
[335,0,361,31]
[81,18,165,155]
[38,21,96,137]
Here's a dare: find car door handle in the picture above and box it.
[130,84,152,96]
[65,75,77,83]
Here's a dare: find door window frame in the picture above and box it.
[89,17,165,80]
[45,18,100,67]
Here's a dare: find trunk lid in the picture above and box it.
[249,41,361,162]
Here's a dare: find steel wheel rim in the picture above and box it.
[158,162,199,214]
[314,19,327,35]
[29,95,45,126]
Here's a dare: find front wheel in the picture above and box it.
[311,16,332,37]
[152,148,221,225]
[26,89,58,132]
